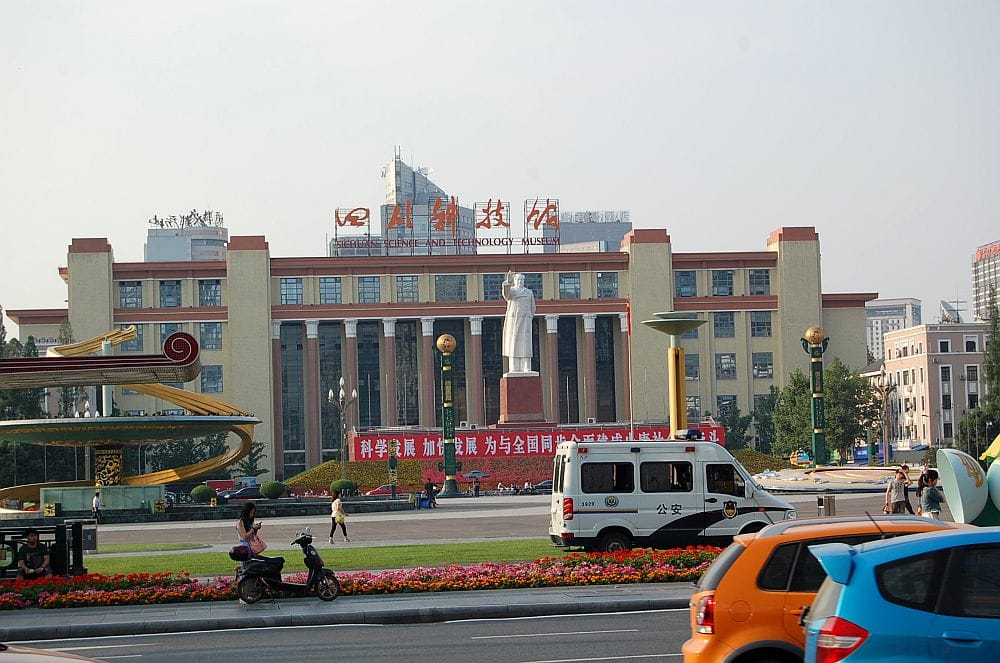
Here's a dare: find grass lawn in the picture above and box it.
[96,543,209,553]
[83,538,560,577]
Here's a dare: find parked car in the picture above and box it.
[219,486,263,500]
[681,515,964,663]
[364,484,398,496]
[803,526,1000,663]
[532,479,553,494]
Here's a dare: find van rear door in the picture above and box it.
[549,451,568,537]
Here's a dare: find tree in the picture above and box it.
[984,285,1000,419]
[957,408,994,463]
[771,368,812,457]
[752,386,780,454]
[713,404,753,450]
[145,432,232,478]
[233,441,269,479]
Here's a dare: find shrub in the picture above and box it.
[260,481,287,499]
[189,485,215,503]
[330,479,358,494]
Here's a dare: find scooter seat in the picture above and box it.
[251,555,284,566]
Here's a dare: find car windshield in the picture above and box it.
[806,576,843,624]
[696,541,746,590]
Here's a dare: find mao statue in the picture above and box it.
[502,270,536,374]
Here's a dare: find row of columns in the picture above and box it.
[271,313,632,475]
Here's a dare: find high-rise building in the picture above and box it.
[972,239,1000,321]
[865,298,922,360]
[543,210,632,253]
[144,225,228,262]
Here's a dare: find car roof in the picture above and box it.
[847,524,1000,556]
[747,515,962,542]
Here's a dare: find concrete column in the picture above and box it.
[420,317,436,426]
[343,318,359,432]
[270,320,284,479]
[382,318,398,427]
[304,319,321,468]
[545,315,560,422]
[467,316,484,425]
[583,314,598,422]
[618,313,632,423]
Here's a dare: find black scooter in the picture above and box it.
[231,528,339,604]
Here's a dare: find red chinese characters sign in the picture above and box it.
[351,425,726,461]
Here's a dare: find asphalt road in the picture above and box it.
[19,609,691,663]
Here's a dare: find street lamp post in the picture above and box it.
[328,377,358,483]
[436,334,461,497]
[800,326,830,466]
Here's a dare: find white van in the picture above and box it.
[548,440,796,552]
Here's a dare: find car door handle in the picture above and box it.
[705,498,718,503]
[942,630,982,644]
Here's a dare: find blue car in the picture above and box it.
[803,527,1000,662]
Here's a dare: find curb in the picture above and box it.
[0,596,689,641]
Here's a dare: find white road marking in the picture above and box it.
[51,644,152,651]
[473,629,638,639]
[447,608,687,624]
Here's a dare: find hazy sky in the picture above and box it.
[2,1,998,336]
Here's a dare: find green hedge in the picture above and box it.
[260,481,287,499]
[190,485,215,503]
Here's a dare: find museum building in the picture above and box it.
[7,227,875,480]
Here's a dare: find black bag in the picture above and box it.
[229,545,251,562]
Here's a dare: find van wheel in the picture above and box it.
[598,532,632,553]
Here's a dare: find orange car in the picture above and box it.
[682,515,965,663]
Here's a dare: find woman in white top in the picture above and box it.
[329,491,350,543]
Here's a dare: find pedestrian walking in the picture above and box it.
[329,490,350,543]
[473,478,480,497]
[920,469,945,519]
[884,468,907,514]
[92,491,103,524]
[900,464,915,515]
[424,478,438,507]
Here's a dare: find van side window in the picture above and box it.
[581,462,635,493]
[706,464,745,497]
[640,461,693,493]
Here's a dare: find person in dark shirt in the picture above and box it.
[17,528,52,580]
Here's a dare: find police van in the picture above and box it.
[548,436,796,552]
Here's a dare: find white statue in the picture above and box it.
[502,270,536,374]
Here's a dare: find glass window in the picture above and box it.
[750,311,772,337]
[715,353,737,379]
[752,352,774,379]
[280,277,303,305]
[716,395,737,417]
[319,277,342,304]
[748,269,771,296]
[681,323,699,339]
[714,312,735,338]
[119,281,142,308]
[435,274,467,301]
[758,543,799,591]
[523,273,543,298]
[965,337,978,352]
[483,274,505,301]
[941,366,952,382]
[201,365,223,393]
[581,462,635,493]
[597,272,619,299]
[706,463,744,497]
[198,279,221,307]
[942,394,952,410]
[877,551,947,612]
[396,275,419,303]
[945,546,1000,618]
[159,280,181,308]
[697,542,746,591]
[121,324,143,352]
[967,366,979,382]
[640,461,694,493]
[712,270,734,296]
[559,272,581,300]
[358,276,380,304]
[675,270,697,298]
[939,340,951,353]
[199,322,222,350]
[159,323,181,349]
[685,353,700,380]
[687,395,702,419]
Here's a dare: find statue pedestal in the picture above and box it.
[499,374,546,424]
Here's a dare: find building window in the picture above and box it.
[159,280,181,308]
[748,269,771,296]
[435,274,467,302]
[675,271,696,298]
[752,352,773,379]
[198,279,221,307]
[964,337,978,352]
[685,353,700,380]
[967,365,979,382]
[714,312,735,338]
[119,281,142,308]
[715,353,737,379]
[939,340,950,353]
[712,270,734,296]
[942,394,952,410]
[681,323,700,339]
[159,323,180,348]
[750,311,772,337]
[596,272,619,299]
[121,324,143,352]
[944,422,953,438]
[483,274,504,301]
[687,395,702,419]
[753,394,768,413]
[523,273,543,298]
[396,276,419,303]
[559,272,581,300]
[199,322,222,350]
[201,365,223,393]
[280,277,303,305]
[319,277,342,304]
[941,366,951,382]
[969,393,979,409]
[358,276,380,304]
[716,395,737,416]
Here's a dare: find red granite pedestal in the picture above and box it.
[499,374,546,424]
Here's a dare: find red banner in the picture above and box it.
[351,425,725,462]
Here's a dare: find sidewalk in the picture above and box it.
[0,582,693,642]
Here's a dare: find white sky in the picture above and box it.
[2,1,998,336]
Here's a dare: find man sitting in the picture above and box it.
[17,528,52,580]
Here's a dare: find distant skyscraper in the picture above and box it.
[866,298,921,360]
[543,210,632,253]
[972,239,1000,321]
[145,225,228,262]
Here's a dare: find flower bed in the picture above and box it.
[0,547,719,610]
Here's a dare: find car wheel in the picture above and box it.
[237,576,266,604]
[598,531,632,553]
[317,572,340,601]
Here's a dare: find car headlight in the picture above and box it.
[785,509,797,520]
